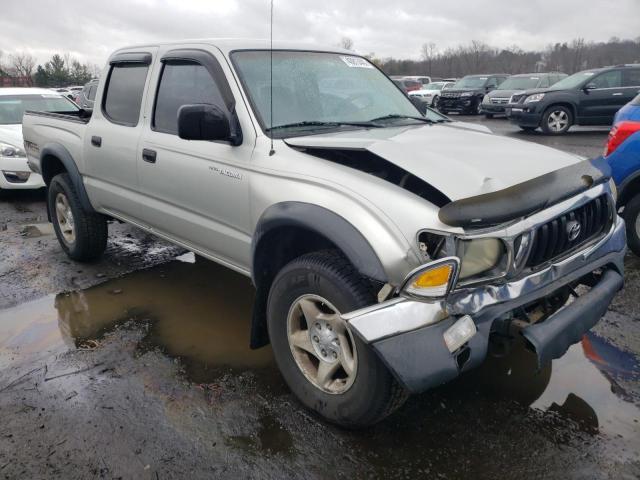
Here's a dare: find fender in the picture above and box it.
[40,143,96,213]
[252,202,388,284]
[249,202,389,349]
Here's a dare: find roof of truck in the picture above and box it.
[111,38,353,56]
[0,88,64,96]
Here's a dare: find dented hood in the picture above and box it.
[284,123,582,201]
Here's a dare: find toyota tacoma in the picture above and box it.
[22,40,626,427]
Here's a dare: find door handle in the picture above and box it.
[91,136,102,147]
[142,148,157,163]
[612,92,623,96]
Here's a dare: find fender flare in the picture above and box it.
[252,201,388,284]
[40,143,95,212]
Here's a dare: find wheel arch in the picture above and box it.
[618,171,640,208]
[40,143,95,213]
[249,202,388,349]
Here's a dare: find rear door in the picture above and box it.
[621,68,640,106]
[83,50,156,221]
[137,47,255,270]
[577,70,624,124]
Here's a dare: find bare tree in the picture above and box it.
[9,52,37,78]
[339,37,354,51]
[421,42,437,75]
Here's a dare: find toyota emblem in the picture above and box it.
[566,220,581,241]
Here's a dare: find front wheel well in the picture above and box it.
[41,154,68,186]
[250,226,380,349]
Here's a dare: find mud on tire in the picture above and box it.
[267,250,408,427]
[48,173,108,261]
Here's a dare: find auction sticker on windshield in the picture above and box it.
[340,56,374,68]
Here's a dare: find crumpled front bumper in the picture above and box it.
[344,217,627,393]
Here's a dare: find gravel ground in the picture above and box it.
[0,118,638,479]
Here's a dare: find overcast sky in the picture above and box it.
[1,0,639,66]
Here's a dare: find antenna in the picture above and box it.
[268,0,275,156]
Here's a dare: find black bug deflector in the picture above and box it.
[521,269,624,368]
[439,157,611,228]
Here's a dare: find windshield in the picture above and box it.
[0,94,78,125]
[498,76,540,90]
[231,50,446,136]
[549,71,597,90]
[452,76,488,89]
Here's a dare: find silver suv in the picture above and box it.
[23,40,626,427]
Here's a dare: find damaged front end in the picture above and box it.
[343,180,627,394]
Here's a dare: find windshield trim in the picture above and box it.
[229,48,428,138]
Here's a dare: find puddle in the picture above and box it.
[0,256,273,378]
[0,253,638,463]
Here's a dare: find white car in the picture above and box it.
[0,88,76,190]
[409,81,455,108]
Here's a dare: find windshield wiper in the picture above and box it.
[266,120,380,132]
[367,114,434,124]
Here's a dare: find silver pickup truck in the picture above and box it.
[22,39,626,427]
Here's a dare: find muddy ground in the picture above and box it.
[0,119,639,479]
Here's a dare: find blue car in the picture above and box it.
[604,93,640,255]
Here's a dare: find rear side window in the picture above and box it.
[590,70,622,89]
[623,69,640,87]
[87,85,97,101]
[103,64,149,126]
[153,61,226,135]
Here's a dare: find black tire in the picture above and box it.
[624,194,640,256]
[267,250,407,427]
[519,126,537,132]
[432,95,440,109]
[48,173,107,261]
[540,105,572,135]
[485,113,494,119]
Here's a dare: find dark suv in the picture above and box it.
[480,72,567,117]
[507,64,640,134]
[438,74,509,114]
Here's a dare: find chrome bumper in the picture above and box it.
[345,217,627,392]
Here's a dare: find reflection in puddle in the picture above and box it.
[0,254,637,443]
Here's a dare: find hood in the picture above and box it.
[0,124,24,148]
[487,89,522,98]
[284,123,582,201]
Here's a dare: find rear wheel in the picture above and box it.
[485,113,494,119]
[48,173,107,261]
[267,250,407,427]
[624,194,640,256]
[541,106,572,135]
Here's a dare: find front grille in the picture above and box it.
[510,93,526,104]
[442,92,461,98]
[491,97,510,104]
[525,195,612,268]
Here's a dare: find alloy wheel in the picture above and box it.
[547,110,569,132]
[286,294,357,394]
[55,192,76,244]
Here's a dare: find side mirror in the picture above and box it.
[583,83,597,92]
[178,104,239,144]
[409,95,428,115]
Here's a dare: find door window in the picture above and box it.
[88,85,97,101]
[103,64,149,126]
[590,70,622,89]
[153,61,226,135]
[622,69,640,88]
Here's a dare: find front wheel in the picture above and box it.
[624,194,640,256]
[267,251,407,427]
[48,173,108,261]
[541,106,572,135]
[431,95,440,109]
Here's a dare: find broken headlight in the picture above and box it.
[418,231,508,285]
